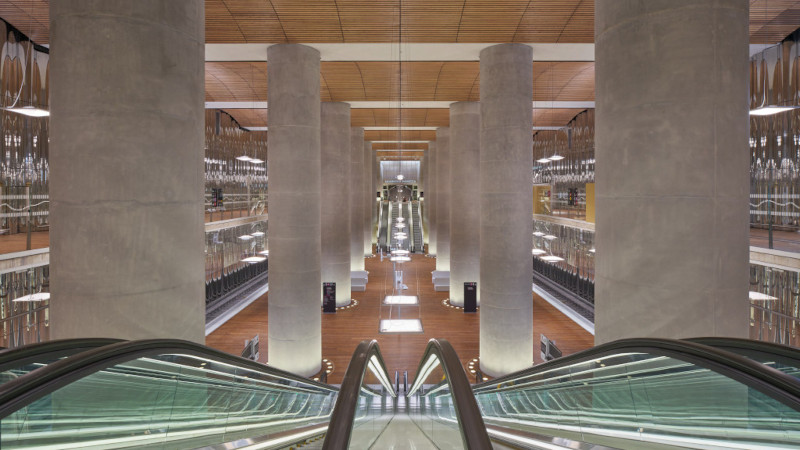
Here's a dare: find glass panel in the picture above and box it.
[0,353,336,448]
[347,363,394,448]
[408,359,464,449]
[474,352,800,448]
[0,265,50,349]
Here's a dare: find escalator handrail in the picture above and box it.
[0,338,337,420]
[688,336,800,366]
[407,339,493,450]
[322,340,395,449]
[0,338,122,373]
[471,337,800,412]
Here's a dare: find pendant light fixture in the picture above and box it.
[3,8,49,118]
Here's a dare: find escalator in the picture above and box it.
[378,200,389,252]
[0,337,799,448]
[411,201,423,253]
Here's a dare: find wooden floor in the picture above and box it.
[206,251,595,384]
[749,227,800,253]
[0,231,49,254]
[0,210,255,256]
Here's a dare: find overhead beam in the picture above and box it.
[207,43,773,62]
[207,101,595,109]
[206,43,595,62]
[243,127,567,133]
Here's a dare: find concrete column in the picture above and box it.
[266,44,321,376]
[49,0,205,342]
[436,128,451,272]
[422,151,429,245]
[363,141,373,256]
[428,141,438,255]
[595,0,750,343]
[350,128,365,271]
[321,103,351,306]
[479,44,533,377]
[372,152,379,245]
[449,103,481,306]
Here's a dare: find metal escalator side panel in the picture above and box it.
[0,338,122,384]
[688,336,800,379]
[407,338,493,449]
[0,339,337,449]
[471,338,800,449]
[322,340,396,449]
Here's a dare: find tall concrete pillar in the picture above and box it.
[49,0,205,342]
[266,44,321,376]
[321,103,351,306]
[594,0,750,343]
[372,152,379,245]
[479,44,533,377]
[436,128,451,272]
[449,103,481,306]
[363,141,373,256]
[428,141,438,255]
[422,151,429,245]
[351,128,365,271]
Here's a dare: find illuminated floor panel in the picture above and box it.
[384,295,419,305]
[379,319,423,333]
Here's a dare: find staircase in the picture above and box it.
[411,202,423,253]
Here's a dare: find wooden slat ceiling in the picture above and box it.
[4,1,799,135]
[364,130,437,140]
[225,107,585,129]
[206,61,593,103]
[372,142,428,150]
[4,1,799,44]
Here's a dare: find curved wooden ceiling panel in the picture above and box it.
[5,0,798,45]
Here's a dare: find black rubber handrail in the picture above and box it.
[407,339,492,449]
[0,338,336,420]
[471,337,800,412]
[322,340,394,449]
[688,337,800,368]
[0,338,121,374]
